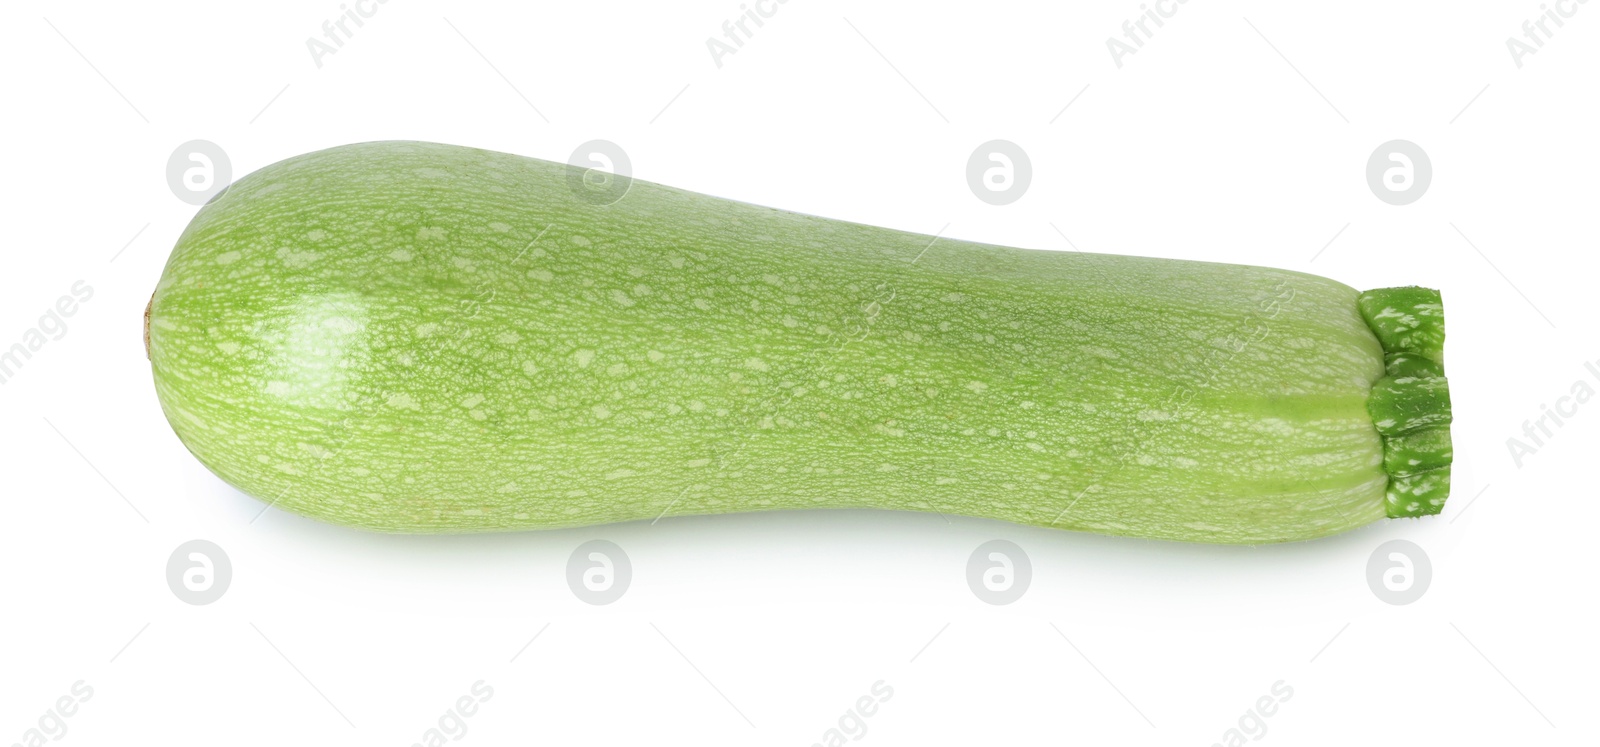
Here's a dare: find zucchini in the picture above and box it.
[147,141,1451,543]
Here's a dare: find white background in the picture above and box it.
[2,1,1597,745]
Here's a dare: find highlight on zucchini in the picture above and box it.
[146,141,1451,543]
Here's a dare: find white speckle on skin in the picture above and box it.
[216,251,242,265]
[1250,417,1295,435]
[611,289,635,307]
[529,269,553,281]
[390,249,412,262]
[592,405,611,419]
[574,349,596,367]
[415,323,439,338]
[387,393,420,410]
[277,247,318,267]
[323,316,358,334]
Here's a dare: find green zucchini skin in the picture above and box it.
[149,141,1447,543]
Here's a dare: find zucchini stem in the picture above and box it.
[1358,287,1452,518]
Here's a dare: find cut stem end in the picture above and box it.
[1358,287,1452,518]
